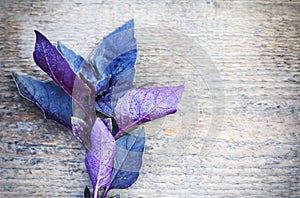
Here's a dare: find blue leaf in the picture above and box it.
[12,72,72,130]
[105,19,134,38]
[89,19,136,71]
[57,41,84,73]
[57,41,99,90]
[53,21,137,117]
[56,20,137,117]
[110,127,145,189]
[95,50,137,116]
[92,19,137,116]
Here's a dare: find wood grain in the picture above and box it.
[1,0,299,197]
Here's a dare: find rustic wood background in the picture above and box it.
[1,0,299,197]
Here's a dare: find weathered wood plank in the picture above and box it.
[1,0,299,197]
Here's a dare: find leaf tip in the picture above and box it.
[176,84,185,98]
[84,186,91,198]
[11,70,17,78]
[34,30,42,38]
[178,84,185,90]
[11,71,20,89]
[57,40,63,50]
[34,30,49,45]
[128,18,134,25]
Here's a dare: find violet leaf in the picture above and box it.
[85,118,116,198]
[33,30,78,97]
[33,30,93,119]
[71,117,91,149]
[72,72,96,126]
[12,72,72,130]
[114,85,184,138]
[57,41,84,73]
[109,127,145,189]
[71,72,97,150]
[102,118,113,133]
[84,186,91,198]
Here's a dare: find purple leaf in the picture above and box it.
[33,31,92,119]
[109,127,145,190]
[72,73,96,123]
[85,118,116,198]
[33,31,77,97]
[71,72,97,150]
[12,72,72,130]
[114,85,184,138]
[71,117,113,150]
[102,118,113,133]
[71,117,91,149]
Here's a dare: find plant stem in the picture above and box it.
[93,190,98,198]
[113,119,140,139]
[102,187,109,198]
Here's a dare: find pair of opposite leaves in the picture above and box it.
[12,20,184,198]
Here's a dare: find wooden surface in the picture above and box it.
[1,0,300,197]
